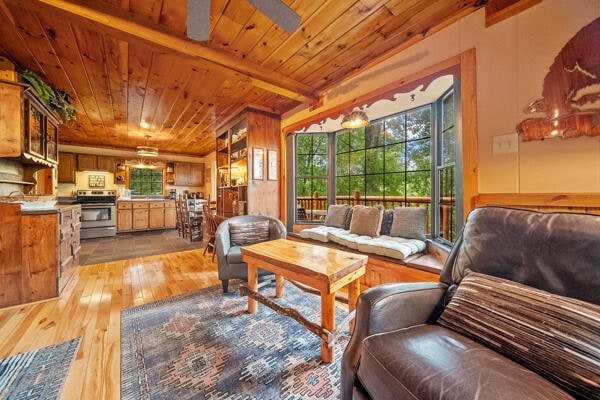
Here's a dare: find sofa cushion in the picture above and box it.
[356,235,426,260]
[229,219,270,246]
[298,226,345,242]
[327,229,362,250]
[349,205,384,237]
[390,206,427,240]
[324,204,351,228]
[358,324,573,400]
[437,272,600,400]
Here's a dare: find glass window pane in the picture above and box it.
[349,151,364,175]
[349,129,365,151]
[349,176,364,196]
[442,127,455,166]
[313,154,327,176]
[313,135,328,154]
[336,131,350,153]
[336,152,349,176]
[366,174,384,197]
[406,171,431,198]
[406,106,431,140]
[297,155,315,176]
[366,147,384,174]
[336,176,350,197]
[406,138,431,171]
[385,114,406,144]
[365,121,384,148]
[384,143,405,172]
[384,173,405,196]
[443,92,454,129]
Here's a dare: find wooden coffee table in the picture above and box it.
[240,239,368,363]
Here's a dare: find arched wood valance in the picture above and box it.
[282,63,460,135]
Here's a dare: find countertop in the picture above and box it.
[20,203,81,215]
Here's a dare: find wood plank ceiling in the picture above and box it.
[0,0,485,157]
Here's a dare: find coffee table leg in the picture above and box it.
[321,292,335,363]
[275,275,284,298]
[347,278,361,333]
[248,263,258,313]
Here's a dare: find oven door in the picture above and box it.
[80,204,116,228]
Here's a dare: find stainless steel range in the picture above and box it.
[77,190,117,239]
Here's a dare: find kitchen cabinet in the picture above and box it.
[76,154,115,172]
[132,202,149,230]
[77,154,97,170]
[57,152,76,183]
[149,201,165,229]
[164,201,176,227]
[117,201,133,232]
[216,108,280,218]
[117,200,176,232]
[97,156,115,172]
[0,203,80,308]
[0,80,61,168]
[174,162,204,186]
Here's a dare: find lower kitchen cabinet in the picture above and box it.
[0,203,81,308]
[117,201,133,232]
[117,200,176,232]
[133,202,149,230]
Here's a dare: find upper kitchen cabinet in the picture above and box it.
[174,162,204,186]
[76,154,116,172]
[0,80,61,168]
[57,152,76,183]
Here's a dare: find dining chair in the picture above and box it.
[184,198,203,241]
[202,207,220,261]
[175,196,186,238]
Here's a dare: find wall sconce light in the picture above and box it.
[341,110,369,129]
[137,135,159,157]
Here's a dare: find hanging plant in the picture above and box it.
[20,69,77,123]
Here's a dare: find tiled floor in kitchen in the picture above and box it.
[79,229,204,265]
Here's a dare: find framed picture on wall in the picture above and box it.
[253,148,264,180]
[268,150,277,181]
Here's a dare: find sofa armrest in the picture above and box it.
[341,282,447,400]
[215,223,231,267]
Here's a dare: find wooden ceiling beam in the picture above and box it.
[10,0,320,104]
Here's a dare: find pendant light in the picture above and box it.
[341,110,369,129]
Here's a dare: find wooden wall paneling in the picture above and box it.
[0,204,23,307]
[72,26,115,136]
[103,36,129,130]
[127,43,153,129]
[35,11,99,138]
[21,213,59,303]
[485,0,542,27]
[474,193,600,215]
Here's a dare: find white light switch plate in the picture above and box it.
[493,133,519,155]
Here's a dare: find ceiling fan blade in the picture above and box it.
[246,0,301,32]
[187,0,211,41]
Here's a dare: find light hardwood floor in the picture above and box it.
[0,249,221,400]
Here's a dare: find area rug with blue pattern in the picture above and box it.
[0,337,81,400]
[121,280,350,399]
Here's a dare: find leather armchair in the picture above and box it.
[342,206,600,400]
[215,215,286,293]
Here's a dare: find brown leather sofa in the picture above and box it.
[342,206,600,400]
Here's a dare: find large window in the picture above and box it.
[291,87,461,244]
[129,168,163,196]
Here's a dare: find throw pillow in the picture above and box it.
[437,272,600,400]
[229,220,270,246]
[349,205,384,237]
[343,207,354,230]
[379,209,394,236]
[390,206,427,240]
[324,204,351,228]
